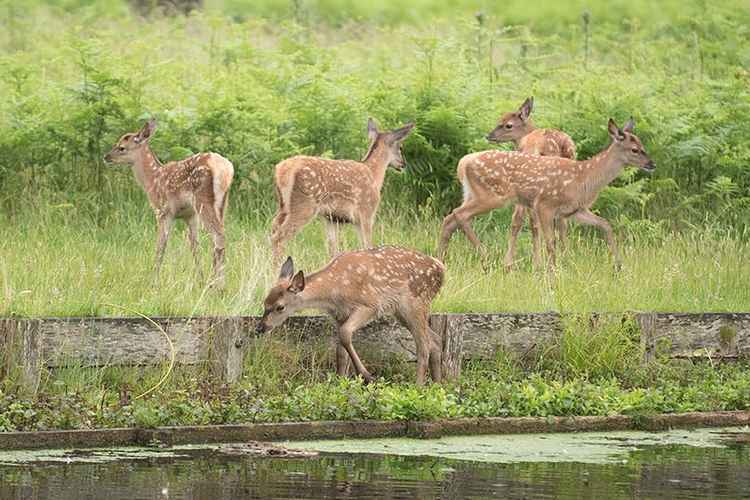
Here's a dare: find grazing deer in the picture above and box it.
[104,119,234,287]
[270,119,415,262]
[255,246,444,385]
[486,96,577,269]
[437,118,654,270]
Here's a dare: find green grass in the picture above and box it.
[1,210,748,317]
[1,0,749,432]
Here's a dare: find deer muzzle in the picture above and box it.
[255,320,268,335]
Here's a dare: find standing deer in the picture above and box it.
[437,118,655,269]
[255,246,444,385]
[104,119,234,287]
[486,96,577,269]
[270,118,415,262]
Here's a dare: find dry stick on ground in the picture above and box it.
[438,118,655,270]
[256,246,445,385]
[485,96,577,269]
[104,119,234,288]
[270,118,414,263]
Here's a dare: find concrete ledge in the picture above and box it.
[2,411,748,451]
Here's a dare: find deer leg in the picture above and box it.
[572,209,622,270]
[336,343,352,377]
[536,205,558,271]
[529,208,543,269]
[154,215,175,283]
[427,326,443,383]
[556,216,569,253]
[197,205,226,289]
[503,204,527,271]
[270,211,289,264]
[452,196,510,266]
[397,307,441,385]
[355,213,374,250]
[324,220,340,257]
[187,215,205,282]
[271,205,315,264]
[437,212,460,260]
[338,307,377,383]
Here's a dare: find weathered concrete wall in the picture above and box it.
[2,313,749,393]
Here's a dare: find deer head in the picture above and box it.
[104,119,157,165]
[362,118,415,171]
[256,257,307,334]
[607,118,655,172]
[486,96,534,143]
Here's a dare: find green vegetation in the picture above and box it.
[0,1,749,428]
[2,320,750,431]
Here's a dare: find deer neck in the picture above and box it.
[363,141,391,192]
[513,121,536,149]
[131,146,164,205]
[296,271,344,316]
[578,144,626,199]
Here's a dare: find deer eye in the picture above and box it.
[118,146,126,152]
[275,305,285,312]
[631,148,639,153]
[505,123,513,129]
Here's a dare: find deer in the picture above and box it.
[104,119,234,288]
[255,246,445,385]
[437,118,655,270]
[270,118,415,262]
[486,96,577,269]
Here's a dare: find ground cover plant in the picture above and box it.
[0,0,749,427]
[2,320,750,431]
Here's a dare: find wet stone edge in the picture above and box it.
[1,411,749,451]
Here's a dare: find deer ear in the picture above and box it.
[519,97,533,121]
[390,122,415,142]
[607,118,625,141]
[622,117,635,133]
[288,270,305,293]
[135,119,156,144]
[367,118,379,143]
[279,256,294,280]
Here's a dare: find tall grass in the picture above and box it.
[1,210,748,317]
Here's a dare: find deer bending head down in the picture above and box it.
[485,96,578,269]
[104,119,234,287]
[270,118,415,262]
[256,246,444,385]
[437,117,654,270]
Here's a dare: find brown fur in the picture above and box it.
[257,246,445,385]
[104,120,234,287]
[270,119,414,262]
[485,97,577,269]
[439,118,655,270]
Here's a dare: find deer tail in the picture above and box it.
[456,154,476,203]
[211,154,234,221]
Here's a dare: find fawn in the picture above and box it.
[256,247,444,385]
[486,96,577,269]
[270,118,414,262]
[438,118,655,269]
[104,119,234,287]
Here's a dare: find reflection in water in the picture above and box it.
[1,440,749,499]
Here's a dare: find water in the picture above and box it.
[1,428,749,499]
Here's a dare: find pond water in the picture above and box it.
[1,427,748,499]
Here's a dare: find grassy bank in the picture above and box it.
[1,213,748,316]
[2,324,750,431]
